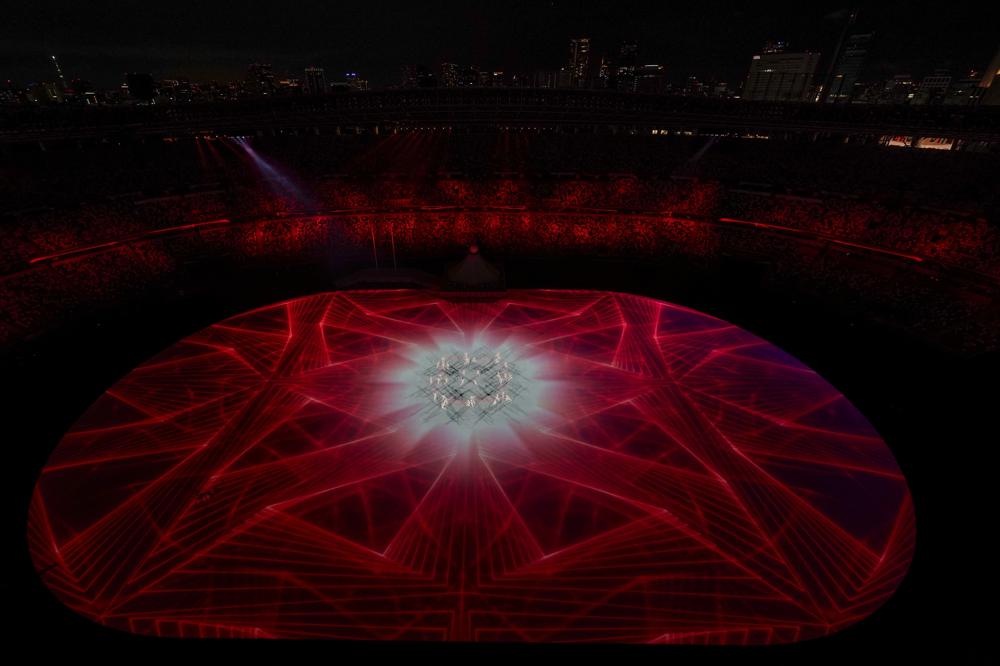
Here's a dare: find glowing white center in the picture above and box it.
[416,346,524,425]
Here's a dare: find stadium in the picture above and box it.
[3,77,998,658]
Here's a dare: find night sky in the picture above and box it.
[2,0,998,88]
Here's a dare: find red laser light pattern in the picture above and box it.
[28,290,914,642]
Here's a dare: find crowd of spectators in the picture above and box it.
[2,173,995,278]
[3,207,995,354]
[1,132,997,353]
[720,192,999,277]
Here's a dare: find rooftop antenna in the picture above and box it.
[50,54,67,90]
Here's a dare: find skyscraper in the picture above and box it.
[401,65,437,88]
[246,63,275,96]
[303,67,327,95]
[635,64,667,95]
[533,70,559,89]
[568,37,591,87]
[616,41,639,93]
[440,63,459,88]
[825,32,874,102]
[817,7,859,102]
[743,42,820,102]
[459,65,480,87]
[979,45,1000,106]
[597,57,611,88]
[49,55,68,94]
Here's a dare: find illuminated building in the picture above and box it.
[275,78,303,95]
[345,72,368,91]
[879,74,916,104]
[304,67,327,95]
[913,69,952,104]
[246,63,276,96]
[533,70,559,89]
[568,37,591,87]
[0,80,21,105]
[616,40,639,93]
[636,64,667,95]
[479,71,504,88]
[440,62,459,88]
[825,32,874,102]
[459,65,480,88]
[743,42,820,101]
[402,65,436,88]
[26,81,63,104]
[597,56,611,88]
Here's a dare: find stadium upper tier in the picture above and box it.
[1,131,996,355]
[3,133,998,216]
[2,88,1000,145]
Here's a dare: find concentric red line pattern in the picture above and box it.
[28,290,915,643]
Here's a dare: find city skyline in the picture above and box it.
[3,1,998,91]
[6,36,997,108]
